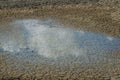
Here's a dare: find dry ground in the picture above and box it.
[0,4,120,37]
[1,53,120,80]
[0,4,120,80]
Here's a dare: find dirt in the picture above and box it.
[0,0,120,9]
[1,53,120,80]
[0,2,120,80]
[0,4,120,37]
[0,0,99,9]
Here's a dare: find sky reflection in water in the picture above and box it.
[0,19,120,64]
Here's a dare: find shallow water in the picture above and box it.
[0,19,120,64]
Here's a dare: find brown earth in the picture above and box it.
[0,0,120,9]
[1,53,120,80]
[0,4,120,37]
[0,4,120,80]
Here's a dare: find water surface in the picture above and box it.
[0,19,120,64]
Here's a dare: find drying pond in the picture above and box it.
[0,19,120,65]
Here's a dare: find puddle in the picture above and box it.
[0,19,120,64]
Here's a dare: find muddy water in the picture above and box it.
[0,19,120,65]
